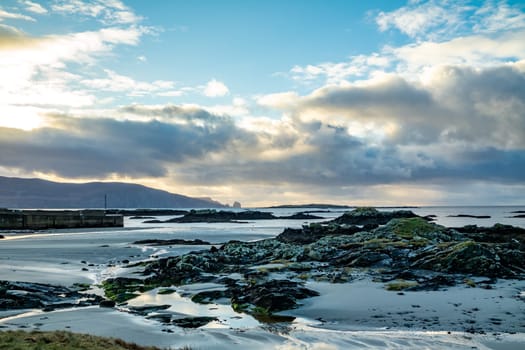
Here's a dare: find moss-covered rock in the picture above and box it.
[374,217,462,243]
[101,277,145,303]
[330,207,417,226]
[411,241,514,277]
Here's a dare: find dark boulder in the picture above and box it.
[334,251,392,268]
[166,210,276,223]
[99,300,116,308]
[455,224,525,244]
[133,238,211,246]
[329,207,418,226]
[128,304,171,316]
[0,280,102,311]
[276,224,362,244]
[278,212,324,220]
[411,241,516,277]
[231,279,319,313]
[173,316,217,328]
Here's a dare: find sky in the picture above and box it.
[0,0,524,207]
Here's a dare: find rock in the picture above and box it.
[233,201,242,208]
[329,207,418,226]
[230,279,319,313]
[454,224,525,244]
[172,316,217,328]
[373,217,461,243]
[276,223,362,244]
[278,212,324,220]
[99,300,116,308]
[147,313,173,324]
[0,235,4,239]
[128,304,171,316]
[406,275,457,291]
[411,241,516,277]
[343,251,392,268]
[448,214,491,219]
[166,209,276,223]
[133,238,211,246]
[191,290,230,304]
[0,280,102,311]
[101,277,144,303]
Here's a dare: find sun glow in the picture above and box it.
[0,106,45,130]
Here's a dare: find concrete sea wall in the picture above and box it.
[0,209,123,229]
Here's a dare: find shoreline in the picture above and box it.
[1,207,525,349]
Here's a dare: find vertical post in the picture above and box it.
[104,194,107,212]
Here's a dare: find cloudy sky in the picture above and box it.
[0,0,524,207]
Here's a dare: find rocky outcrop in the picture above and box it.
[0,281,103,310]
[145,209,324,224]
[163,210,276,223]
[410,241,517,277]
[230,279,319,313]
[328,207,418,225]
[99,209,525,325]
[448,214,491,219]
[454,223,525,244]
[278,212,324,220]
[276,223,363,244]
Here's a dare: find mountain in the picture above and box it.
[0,176,225,209]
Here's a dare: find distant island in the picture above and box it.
[266,204,419,209]
[266,203,353,209]
[0,176,226,209]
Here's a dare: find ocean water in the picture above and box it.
[250,206,525,230]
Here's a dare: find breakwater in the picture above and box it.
[0,209,123,229]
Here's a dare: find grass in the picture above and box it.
[0,330,165,350]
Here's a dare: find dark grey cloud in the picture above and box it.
[0,110,253,178]
[299,66,525,148]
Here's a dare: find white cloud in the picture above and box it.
[137,55,146,62]
[203,79,230,97]
[290,53,390,84]
[391,29,525,76]
[158,90,185,97]
[376,1,466,40]
[19,1,48,14]
[289,26,525,85]
[51,0,141,25]
[81,69,175,96]
[376,0,525,41]
[473,1,525,33]
[0,24,147,130]
[206,97,250,117]
[0,9,35,22]
[257,91,300,110]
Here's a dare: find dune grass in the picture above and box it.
[0,330,170,350]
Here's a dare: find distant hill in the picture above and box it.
[0,176,225,209]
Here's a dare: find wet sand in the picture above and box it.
[1,217,525,349]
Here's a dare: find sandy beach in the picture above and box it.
[2,211,525,349]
